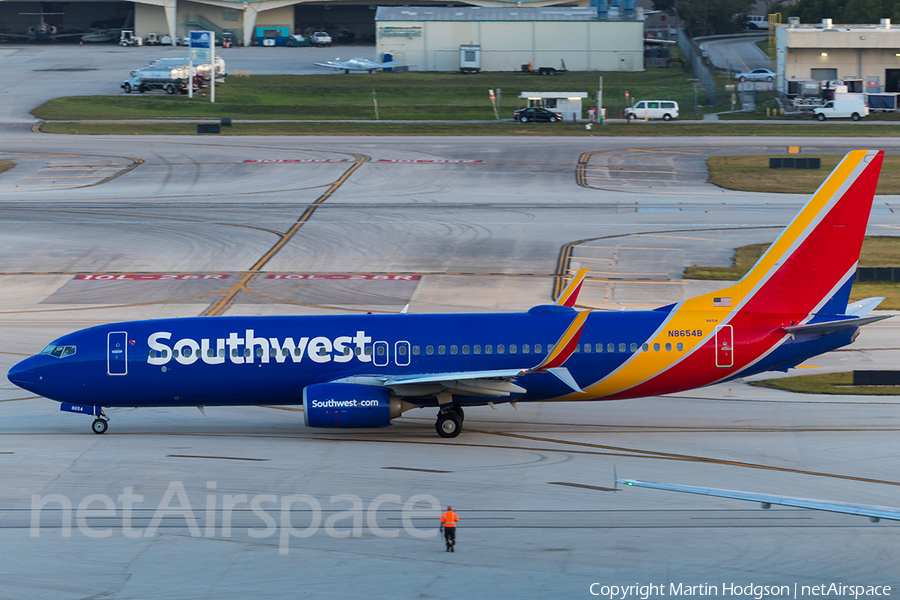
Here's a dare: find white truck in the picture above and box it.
[121,66,196,95]
[813,94,869,121]
[311,31,332,47]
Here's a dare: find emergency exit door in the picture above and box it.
[715,325,733,368]
[107,331,128,375]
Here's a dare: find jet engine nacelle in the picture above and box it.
[303,383,400,428]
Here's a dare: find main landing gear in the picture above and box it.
[91,410,109,434]
[435,404,465,438]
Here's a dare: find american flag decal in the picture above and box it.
[713,297,732,307]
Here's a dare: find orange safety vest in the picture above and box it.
[440,510,459,528]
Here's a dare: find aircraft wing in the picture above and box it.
[314,61,353,70]
[617,478,900,523]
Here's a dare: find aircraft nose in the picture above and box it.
[8,357,39,389]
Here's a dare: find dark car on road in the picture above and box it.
[513,107,563,123]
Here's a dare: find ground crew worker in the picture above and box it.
[440,506,459,552]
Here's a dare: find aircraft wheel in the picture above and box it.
[450,404,465,422]
[92,418,109,434]
[436,412,462,438]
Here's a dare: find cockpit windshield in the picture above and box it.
[40,344,76,358]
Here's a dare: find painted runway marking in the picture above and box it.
[75,274,231,281]
[266,274,420,280]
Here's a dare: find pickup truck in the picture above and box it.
[311,32,332,47]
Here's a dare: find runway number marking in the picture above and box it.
[376,159,481,163]
[76,274,230,281]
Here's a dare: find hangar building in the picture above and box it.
[374,6,644,72]
[776,17,900,93]
[1,0,646,48]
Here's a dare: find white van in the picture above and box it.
[624,100,679,121]
[813,94,869,121]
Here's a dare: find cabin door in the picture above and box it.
[715,325,734,368]
[107,331,128,375]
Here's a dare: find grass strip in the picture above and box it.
[750,371,900,395]
[33,71,711,121]
[0,160,15,175]
[708,155,900,194]
[38,121,900,137]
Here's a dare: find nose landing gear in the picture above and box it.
[91,408,110,434]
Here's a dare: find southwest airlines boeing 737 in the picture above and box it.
[6,150,892,438]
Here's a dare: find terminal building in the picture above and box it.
[776,17,900,93]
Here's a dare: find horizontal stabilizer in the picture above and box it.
[617,478,900,523]
[846,296,885,317]
[783,314,892,335]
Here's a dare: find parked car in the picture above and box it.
[736,68,775,82]
[513,107,563,123]
[624,100,679,121]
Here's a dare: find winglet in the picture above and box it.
[528,309,592,372]
[556,267,591,307]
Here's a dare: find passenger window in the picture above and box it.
[630,343,638,352]
[608,343,615,353]
[256,348,264,357]
[162,350,168,358]
[642,343,649,352]
[399,346,407,356]
[619,343,626,353]
[244,348,251,357]
[173,349,180,358]
[596,343,603,353]
[294,348,302,356]
[365,347,373,356]
[509,344,517,354]
[355,347,361,355]
[450,345,458,355]
[677,342,683,351]
[318,348,328,356]
[665,343,672,351]
[438,345,446,355]
[584,343,591,353]
[485,345,493,354]
[344,347,351,356]
[497,345,504,354]
[522,344,530,354]
[426,345,434,355]
[210,349,216,358]
[462,345,470,354]
[474,345,481,354]
[574,345,580,353]
[281,349,288,356]
[654,343,660,351]
[548,344,554,352]
[413,346,420,355]
[534,344,542,353]
[376,346,385,356]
